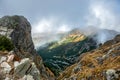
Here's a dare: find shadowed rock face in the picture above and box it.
[10,16,38,62]
[0,15,55,80]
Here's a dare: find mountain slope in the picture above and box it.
[57,34,120,80]
[37,30,97,76]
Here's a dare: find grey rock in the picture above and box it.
[22,75,34,80]
[5,77,13,80]
[8,50,14,55]
[14,58,40,80]
[106,69,120,80]
[14,58,31,77]
[1,62,11,73]
[14,61,19,67]
[0,16,43,70]
[28,62,40,80]
[0,56,7,63]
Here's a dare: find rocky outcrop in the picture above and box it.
[0,15,55,80]
[0,15,37,58]
[0,51,41,80]
[57,35,120,80]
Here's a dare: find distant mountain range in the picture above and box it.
[37,29,96,76]
[36,28,119,76]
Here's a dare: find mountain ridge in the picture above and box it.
[37,29,97,76]
[57,34,120,80]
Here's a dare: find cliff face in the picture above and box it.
[57,35,120,80]
[0,15,55,80]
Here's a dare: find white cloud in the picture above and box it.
[32,17,72,48]
[32,17,72,34]
[57,24,71,32]
[84,1,120,44]
[86,1,120,32]
[32,18,54,33]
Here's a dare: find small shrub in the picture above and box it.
[0,35,14,51]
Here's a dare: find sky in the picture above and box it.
[0,0,120,33]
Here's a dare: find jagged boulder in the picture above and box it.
[14,58,40,80]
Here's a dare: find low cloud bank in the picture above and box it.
[32,0,120,48]
[83,0,120,44]
[32,17,73,48]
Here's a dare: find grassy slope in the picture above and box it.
[57,35,120,80]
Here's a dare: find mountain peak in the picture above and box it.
[49,29,86,49]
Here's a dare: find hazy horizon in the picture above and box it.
[0,0,120,47]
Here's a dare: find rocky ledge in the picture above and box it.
[0,15,55,80]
